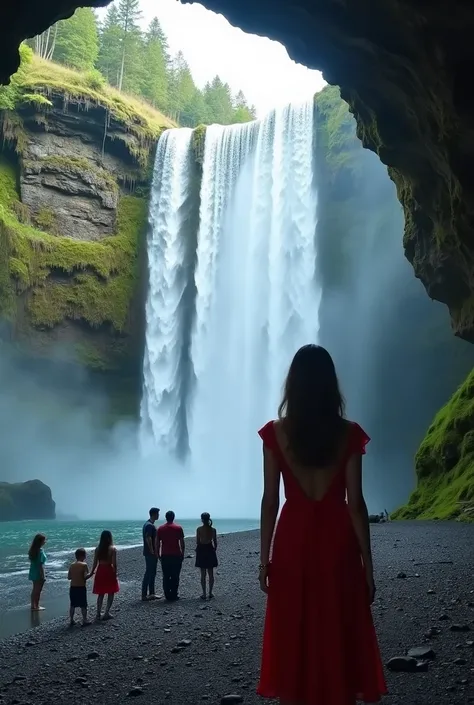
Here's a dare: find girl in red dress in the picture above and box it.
[90,530,119,621]
[258,344,387,705]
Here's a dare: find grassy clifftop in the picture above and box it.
[393,370,474,521]
[0,45,163,375]
[0,45,173,167]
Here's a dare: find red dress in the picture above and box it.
[93,561,119,595]
[258,420,387,705]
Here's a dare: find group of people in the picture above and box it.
[142,509,218,603]
[27,511,218,626]
[28,344,389,705]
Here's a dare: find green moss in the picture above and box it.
[0,44,33,110]
[1,112,28,156]
[392,369,474,521]
[192,124,207,165]
[0,156,147,332]
[314,86,363,179]
[19,93,53,108]
[34,206,58,233]
[74,342,111,371]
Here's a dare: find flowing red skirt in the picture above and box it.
[93,564,119,595]
[258,504,387,705]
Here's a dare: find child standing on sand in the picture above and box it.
[68,548,92,627]
[28,533,47,611]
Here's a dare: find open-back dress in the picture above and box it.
[257,420,387,705]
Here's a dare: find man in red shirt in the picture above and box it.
[157,511,185,601]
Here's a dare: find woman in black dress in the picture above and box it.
[195,513,218,600]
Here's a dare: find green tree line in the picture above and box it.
[28,1,257,127]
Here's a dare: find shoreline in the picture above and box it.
[1,523,473,705]
[0,529,260,641]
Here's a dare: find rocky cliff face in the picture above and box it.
[315,86,474,518]
[0,479,55,521]
[0,49,171,380]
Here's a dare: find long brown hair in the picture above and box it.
[97,530,113,561]
[279,345,345,466]
[28,533,46,561]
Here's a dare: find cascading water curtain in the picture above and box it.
[141,100,321,515]
[140,128,194,454]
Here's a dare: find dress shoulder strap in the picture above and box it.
[349,422,371,456]
[258,420,276,450]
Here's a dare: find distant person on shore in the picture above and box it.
[142,507,161,602]
[28,533,47,611]
[68,548,92,627]
[90,530,119,621]
[195,512,218,600]
[257,344,386,705]
[157,511,185,601]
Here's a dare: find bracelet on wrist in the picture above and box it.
[259,563,269,571]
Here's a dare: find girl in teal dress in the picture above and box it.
[28,533,47,611]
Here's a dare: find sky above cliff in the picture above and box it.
[99,0,325,117]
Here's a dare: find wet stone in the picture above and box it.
[386,656,427,673]
[407,647,436,660]
[450,624,471,632]
[127,686,144,697]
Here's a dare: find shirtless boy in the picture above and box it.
[68,548,92,626]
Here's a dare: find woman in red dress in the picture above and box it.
[90,530,119,621]
[258,345,387,705]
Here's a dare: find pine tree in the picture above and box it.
[168,51,198,124]
[232,89,256,124]
[146,16,170,64]
[204,76,234,125]
[54,8,99,71]
[97,5,122,87]
[116,0,143,91]
[181,87,208,127]
[142,18,169,110]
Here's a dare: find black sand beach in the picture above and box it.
[0,523,473,705]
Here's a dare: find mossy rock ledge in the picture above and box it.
[393,369,474,522]
[0,50,173,376]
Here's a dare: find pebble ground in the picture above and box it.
[0,522,473,705]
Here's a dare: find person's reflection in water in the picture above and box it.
[29,610,40,629]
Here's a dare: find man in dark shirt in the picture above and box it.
[142,507,160,601]
[157,511,185,601]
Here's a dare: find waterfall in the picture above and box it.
[141,100,320,515]
[140,128,194,454]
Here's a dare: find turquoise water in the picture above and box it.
[0,518,258,640]
[0,518,258,578]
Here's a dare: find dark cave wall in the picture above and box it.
[314,86,474,514]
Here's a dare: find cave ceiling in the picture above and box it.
[2,0,474,340]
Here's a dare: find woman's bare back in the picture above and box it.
[197,526,215,545]
[273,419,352,502]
